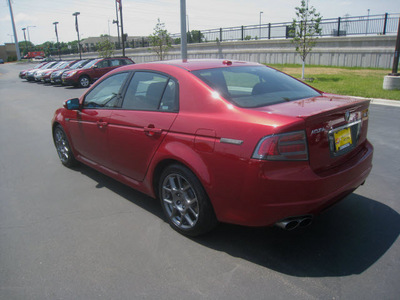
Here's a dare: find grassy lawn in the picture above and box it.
[268,64,400,101]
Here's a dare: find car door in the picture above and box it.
[66,72,130,167]
[92,59,112,81]
[107,71,179,181]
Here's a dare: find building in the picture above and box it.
[0,43,17,62]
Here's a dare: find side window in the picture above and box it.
[122,72,178,111]
[110,59,121,67]
[83,73,129,108]
[96,60,109,68]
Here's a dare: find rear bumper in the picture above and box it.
[213,141,373,227]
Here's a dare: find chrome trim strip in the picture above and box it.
[328,120,361,134]
[220,138,243,145]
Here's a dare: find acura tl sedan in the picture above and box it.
[52,59,373,236]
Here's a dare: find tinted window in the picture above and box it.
[83,73,129,108]
[122,72,177,111]
[96,60,110,68]
[192,66,321,108]
[110,59,121,67]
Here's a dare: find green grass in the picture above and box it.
[268,64,400,101]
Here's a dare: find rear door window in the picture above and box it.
[122,71,178,112]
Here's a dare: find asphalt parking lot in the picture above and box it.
[1,62,399,300]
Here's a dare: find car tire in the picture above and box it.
[78,75,90,88]
[159,164,218,236]
[53,125,78,168]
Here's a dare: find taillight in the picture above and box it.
[252,130,308,161]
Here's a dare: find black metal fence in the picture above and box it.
[170,13,400,44]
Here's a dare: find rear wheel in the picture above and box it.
[159,164,218,236]
[53,125,78,168]
[78,75,90,88]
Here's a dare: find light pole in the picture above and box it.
[26,25,36,43]
[259,11,263,39]
[180,0,187,60]
[72,12,81,59]
[22,28,28,55]
[366,9,370,35]
[117,0,125,56]
[114,0,121,49]
[6,0,21,60]
[53,22,61,60]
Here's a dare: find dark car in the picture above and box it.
[0,58,4,64]
[52,59,373,236]
[50,59,92,85]
[61,57,134,88]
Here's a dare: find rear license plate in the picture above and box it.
[334,127,352,152]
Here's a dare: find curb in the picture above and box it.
[370,98,400,107]
[348,96,400,107]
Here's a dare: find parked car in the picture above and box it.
[50,59,92,85]
[19,62,47,79]
[61,57,134,88]
[38,60,79,83]
[52,59,373,236]
[34,61,68,82]
[0,58,4,64]
[25,62,58,81]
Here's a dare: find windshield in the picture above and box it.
[82,59,100,69]
[192,66,321,108]
[70,60,90,69]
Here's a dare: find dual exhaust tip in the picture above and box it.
[275,215,313,230]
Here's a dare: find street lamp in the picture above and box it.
[22,28,28,55]
[259,11,263,39]
[53,21,61,60]
[26,25,36,43]
[366,9,370,35]
[72,12,81,59]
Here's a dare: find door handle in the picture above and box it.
[144,125,162,137]
[97,121,108,128]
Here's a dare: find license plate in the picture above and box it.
[334,127,352,152]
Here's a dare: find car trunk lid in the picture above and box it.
[254,94,371,174]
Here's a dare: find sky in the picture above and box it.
[1,0,399,46]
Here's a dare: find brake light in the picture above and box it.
[252,130,308,161]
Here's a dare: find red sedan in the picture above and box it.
[52,59,373,236]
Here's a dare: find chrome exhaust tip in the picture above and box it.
[275,215,313,230]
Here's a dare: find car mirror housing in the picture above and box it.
[64,98,80,110]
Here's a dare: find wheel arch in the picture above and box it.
[149,145,213,203]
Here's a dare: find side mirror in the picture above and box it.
[64,98,80,110]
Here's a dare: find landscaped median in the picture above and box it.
[269,64,400,101]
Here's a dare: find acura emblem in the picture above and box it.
[345,111,350,122]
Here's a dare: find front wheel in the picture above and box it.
[53,125,78,168]
[78,75,90,88]
[159,164,218,236]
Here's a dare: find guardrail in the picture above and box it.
[170,13,400,43]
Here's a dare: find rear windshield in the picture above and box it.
[192,66,321,108]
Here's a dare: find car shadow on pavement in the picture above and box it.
[194,193,400,277]
[74,165,399,277]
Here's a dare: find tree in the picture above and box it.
[148,18,172,61]
[291,0,322,79]
[97,35,115,58]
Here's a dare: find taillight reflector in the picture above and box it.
[252,130,309,161]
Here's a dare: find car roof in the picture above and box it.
[151,59,261,71]
[115,59,260,72]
